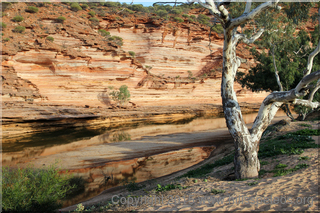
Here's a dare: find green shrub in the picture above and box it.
[124,8,134,14]
[170,8,182,15]
[128,51,135,57]
[182,14,189,18]
[88,11,95,17]
[211,189,226,194]
[13,26,26,33]
[275,163,287,169]
[26,6,39,13]
[1,22,7,29]
[108,85,130,105]
[70,3,82,12]
[156,10,168,18]
[98,29,110,37]
[46,36,54,42]
[3,37,10,42]
[105,1,121,7]
[89,17,99,26]
[197,14,210,25]
[212,24,224,34]
[2,164,75,211]
[174,17,184,23]
[156,183,186,192]
[128,4,146,12]
[190,15,196,19]
[108,36,123,46]
[56,16,66,23]
[12,16,24,22]
[81,4,88,9]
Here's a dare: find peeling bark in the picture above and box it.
[196,0,319,179]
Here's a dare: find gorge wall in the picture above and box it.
[1,2,268,109]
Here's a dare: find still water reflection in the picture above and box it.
[2,111,287,207]
[62,146,214,207]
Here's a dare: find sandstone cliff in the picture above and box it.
[1,2,268,109]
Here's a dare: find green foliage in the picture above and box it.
[260,161,269,165]
[13,26,26,33]
[122,178,144,192]
[259,130,318,158]
[273,163,309,177]
[88,11,96,17]
[98,29,110,37]
[57,16,66,23]
[128,51,135,57]
[12,16,24,22]
[109,85,130,105]
[3,37,10,42]
[89,17,99,26]
[275,163,288,169]
[170,8,182,15]
[180,153,234,178]
[298,156,310,161]
[81,4,88,9]
[182,14,189,18]
[156,183,186,192]
[105,1,121,8]
[128,4,147,12]
[108,36,123,46]
[70,3,82,12]
[1,22,6,29]
[156,10,168,18]
[211,24,223,34]
[211,189,225,194]
[174,17,184,23]
[2,164,75,211]
[26,6,39,13]
[233,2,319,118]
[247,181,258,186]
[235,178,249,181]
[289,128,319,136]
[190,15,196,19]
[197,14,210,25]
[46,36,54,42]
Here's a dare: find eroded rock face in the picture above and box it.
[1,3,268,110]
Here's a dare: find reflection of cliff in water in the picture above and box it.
[62,146,214,208]
[2,111,287,167]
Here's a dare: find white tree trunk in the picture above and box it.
[195,0,320,179]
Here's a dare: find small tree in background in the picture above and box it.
[57,16,66,23]
[26,6,39,13]
[108,85,131,106]
[12,16,24,22]
[70,3,82,12]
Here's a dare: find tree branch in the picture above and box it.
[230,0,280,30]
[244,0,252,15]
[304,38,320,76]
[296,69,320,94]
[234,28,264,45]
[196,0,224,24]
[272,44,283,91]
[308,79,320,102]
[293,99,320,109]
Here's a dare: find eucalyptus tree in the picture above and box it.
[190,0,320,179]
[236,2,320,121]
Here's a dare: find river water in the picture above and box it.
[2,111,287,207]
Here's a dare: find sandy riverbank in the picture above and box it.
[60,114,319,212]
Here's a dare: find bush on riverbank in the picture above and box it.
[2,163,75,212]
